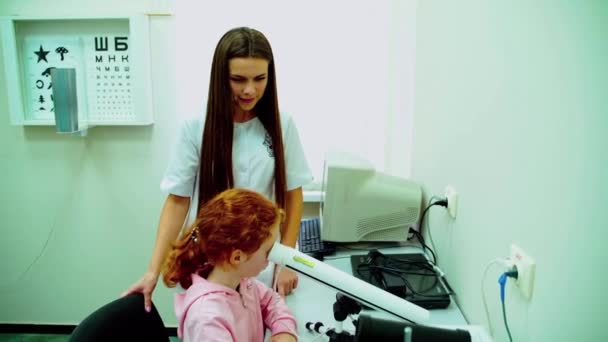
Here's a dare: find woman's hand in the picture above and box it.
[121,271,158,312]
[270,333,297,342]
[275,267,298,296]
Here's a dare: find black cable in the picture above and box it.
[502,298,513,342]
[426,197,446,257]
[409,198,447,264]
[416,198,447,237]
[499,269,517,342]
[409,228,437,265]
[355,251,454,297]
[363,265,446,297]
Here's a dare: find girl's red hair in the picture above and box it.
[163,188,283,289]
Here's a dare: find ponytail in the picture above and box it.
[162,225,208,289]
[162,188,282,289]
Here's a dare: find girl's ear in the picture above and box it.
[230,249,247,265]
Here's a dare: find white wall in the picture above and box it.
[0,0,179,325]
[11,2,602,340]
[412,1,608,341]
[175,0,417,184]
[0,0,418,327]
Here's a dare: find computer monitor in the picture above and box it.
[320,152,422,242]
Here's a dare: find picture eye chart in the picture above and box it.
[23,36,83,121]
[2,16,153,126]
[22,34,134,122]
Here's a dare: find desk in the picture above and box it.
[283,245,492,342]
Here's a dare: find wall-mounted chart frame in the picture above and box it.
[1,15,153,126]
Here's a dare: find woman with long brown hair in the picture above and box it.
[123,27,312,312]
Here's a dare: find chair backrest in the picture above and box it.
[70,293,169,342]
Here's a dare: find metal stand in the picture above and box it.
[305,293,362,342]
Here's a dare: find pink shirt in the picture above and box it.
[175,273,298,341]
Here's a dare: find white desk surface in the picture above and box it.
[283,244,492,342]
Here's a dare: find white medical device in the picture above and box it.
[268,242,430,324]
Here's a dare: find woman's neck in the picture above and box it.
[233,107,255,123]
[206,266,241,290]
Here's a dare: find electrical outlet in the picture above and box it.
[510,244,536,300]
[444,186,458,218]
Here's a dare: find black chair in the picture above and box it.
[70,293,169,342]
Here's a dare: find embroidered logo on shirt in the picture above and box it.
[263,132,275,158]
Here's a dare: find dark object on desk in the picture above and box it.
[351,250,451,309]
[307,293,469,342]
[306,321,354,342]
[70,293,169,342]
[298,217,336,259]
[355,312,471,342]
[334,292,363,319]
[306,293,362,342]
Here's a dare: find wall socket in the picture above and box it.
[444,186,458,218]
[510,244,536,300]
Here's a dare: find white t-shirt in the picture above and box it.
[160,112,313,227]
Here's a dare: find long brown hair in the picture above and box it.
[163,188,284,289]
[199,27,287,210]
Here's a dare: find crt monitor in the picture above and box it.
[320,152,422,243]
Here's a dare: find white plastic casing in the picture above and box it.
[444,185,458,219]
[510,244,536,300]
[268,242,430,324]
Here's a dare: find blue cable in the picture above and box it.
[499,273,508,301]
[498,272,514,342]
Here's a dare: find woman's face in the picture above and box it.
[228,57,269,114]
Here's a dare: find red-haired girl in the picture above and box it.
[163,188,297,342]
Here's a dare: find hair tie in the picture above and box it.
[191,227,199,244]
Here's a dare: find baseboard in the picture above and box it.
[0,324,75,335]
[0,324,178,336]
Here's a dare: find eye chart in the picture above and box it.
[84,35,133,122]
[22,34,133,122]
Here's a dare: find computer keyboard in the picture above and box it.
[298,218,335,257]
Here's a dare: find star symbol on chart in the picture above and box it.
[34,45,50,63]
